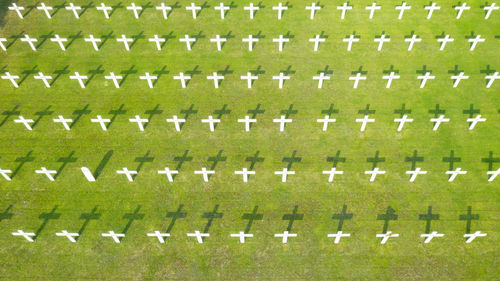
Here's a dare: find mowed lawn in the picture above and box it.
[0,0,499,279]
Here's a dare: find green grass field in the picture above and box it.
[0,0,499,279]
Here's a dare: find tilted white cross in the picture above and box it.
[166,115,186,131]
[12,230,36,242]
[272,72,290,88]
[394,114,413,131]
[0,38,7,51]
[179,35,196,50]
[127,3,143,18]
[451,72,469,87]
[21,34,38,51]
[405,34,421,51]
[70,72,88,88]
[117,34,133,51]
[487,168,500,181]
[406,167,428,182]
[317,115,336,131]
[174,72,191,88]
[104,72,123,88]
[210,35,226,51]
[306,3,321,19]
[366,2,381,19]
[420,231,444,243]
[485,72,499,88]
[238,115,257,131]
[36,167,57,181]
[446,168,467,182]
[356,115,374,131]
[149,34,166,50]
[273,35,289,52]
[186,3,201,19]
[1,72,20,88]
[313,72,330,88]
[322,168,343,182]
[395,2,411,19]
[365,167,385,182]
[466,115,486,130]
[309,34,326,51]
[327,231,351,244]
[102,231,125,243]
[337,2,352,19]
[37,3,53,18]
[9,3,25,19]
[0,169,12,181]
[349,72,367,88]
[417,72,435,88]
[53,115,73,130]
[139,72,158,88]
[96,3,113,19]
[437,34,454,51]
[274,167,295,182]
[201,115,221,131]
[272,3,288,19]
[157,167,178,182]
[274,231,297,243]
[430,115,450,131]
[374,34,390,51]
[234,168,255,182]
[382,71,399,88]
[484,3,499,19]
[455,2,470,19]
[156,3,172,19]
[240,72,258,88]
[129,115,149,131]
[468,35,485,51]
[242,35,259,51]
[244,3,259,19]
[424,2,440,19]
[273,115,292,131]
[343,34,359,51]
[194,167,215,182]
[230,231,253,243]
[84,35,102,51]
[91,115,111,130]
[376,231,399,244]
[214,2,230,19]
[187,230,209,243]
[56,230,79,242]
[116,167,138,181]
[50,34,68,51]
[14,116,34,130]
[34,71,53,86]
[147,231,170,243]
[66,3,82,19]
[464,231,487,243]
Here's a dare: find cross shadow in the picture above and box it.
[428,104,445,117]
[208,150,226,171]
[279,65,296,76]
[51,65,70,86]
[225,1,238,16]
[173,150,192,180]
[166,204,187,233]
[465,31,477,48]
[0,105,21,127]
[107,104,126,129]
[327,150,346,168]
[283,150,301,169]
[332,205,353,231]
[98,31,115,49]
[109,2,124,18]
[138,2,154,18]
[249,65,265,77]
[352,65,367,75]
[36,31,55,49]
[247,104,265,126]
[358,104,375,115]
[448,64,463,75]
[93,150,113,179]
[179,104,197,129]
[383,64,399,74]
[185,65,201,87]
[32,105,54,128]
[220,31,235,49]
[212,104,230,129]
[321,104,338,116]
[70,104,91,128]
[459,206,479,234]
[11,150,35,179]
[416,65,432,74]
[6,31,24,49]
[121,205,145,239]
[119,65,137,86]
[246,151,264,170]
[367,151,385,169]
[253,1,266,17]
[129,31,145,50]
[282,205,303,231]
[404,30,418,39]
[481,65,497,86]
[190,31,205,48]
[394,103,411,117]
[280,2,293,17]
[54,151,77,179]
[133,151,154,180]
[482,151,500,172]
[280,104,298,118]
[77,206,101,239]
[152,66,169,86]
[196,1,211,17]
[0,204,14,223]
[160,31,176,48]
[51,2,67,17]
[419,206,439,234]
[85,65,105,87]
[23,4,38,18]
[144,104,163,129]
[405,150,423,170]
[79,2,95,17]
[463,104,480,118]
[18,65,39,86]
[202,204,223,233]
[65,31,83,50]
[318,65,334,75]
[377,206,398,234]
[243,206,263,233]
[443,150,461,171]
[167,2,182,17]
[34,205,61,240]
[250,31,265,50]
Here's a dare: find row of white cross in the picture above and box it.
[1,33,491,52]
[10,229,488,244]
[8,113,494,132]
[2,70,499,89]
[1,164,499,183]
[8,2,499,20]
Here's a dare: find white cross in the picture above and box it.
[486,72,500,88]
[322,168,343,182]
[117,34,133,51]
[230,231,253,243]
[116,167,138,181]
[234,168,255,182]
[244,3,259,19]
[70,72,88,88]
[66,3,82,18]
[207,72,224,88]
[129,115,149,131]
[210,35,226,51]
[327,231,350,244]
[33,72,52,88]
[455,2,470,19]
[214,2,230,19]
[50,34,68,51]
[464,231,487,243]
[317,115,336,131]
[313,72,330,88]
[21,34,38,51]
[365,167,386,182]
[424,2,440,19]
[0,169,12,181]
[127,3,143,18]
[395,2,411,19]
[37,3,53,18]
[273,115,292,131]
[468,35,485,51]
[174,72,191,88]
[149,35,166,50]
[187,231,209,243]
[56,230,79,242]
[186,3,201,19]
[53,115,73,130]
[274,231,297,243]
[14,116,34,130]
[382,71,399,88]
[376,231,399,244]
[446,168,467,182]
[466,115,486,130]
[201,115,221,131]
[147,231,170,243]
[102,231,125,243]
[366,2,381,19]
[179,35,196,50]
[343,34,359,51]
[84,35,102,51]
[356,115,374,131]
[405,34,421,51]
[104,72,123,88]
[240,72,258,88]
[337,2,352,19]
[306,3,321,19]
[274,168,295,182]
[1,72,20,88]
[157,167,178,182]
[194,167,215,182]
[166,115,186,131]
[238,115,257,131]
[484,3,499,19]
[12,230,36,242]
[420,231,444,243]
[156,3,172,19]
[309,34,326,51]
[9,3,25,19]
[451,72,469,87]
[36,167,57,181]
[0,38,7,51]
[140,72,158,88]
[430,115,450,131]
[242,35,259,51]
[435,35,454,51]
[272,3,288,19]
[273,35,289,52]
[417,72,435,88]
[406,167,428,182]
[91,115,111,130]
[487,168,500,181]
[97,3,112,19]
[272,72,290,88]
[394,115,413,131]
[374,34,390,51]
